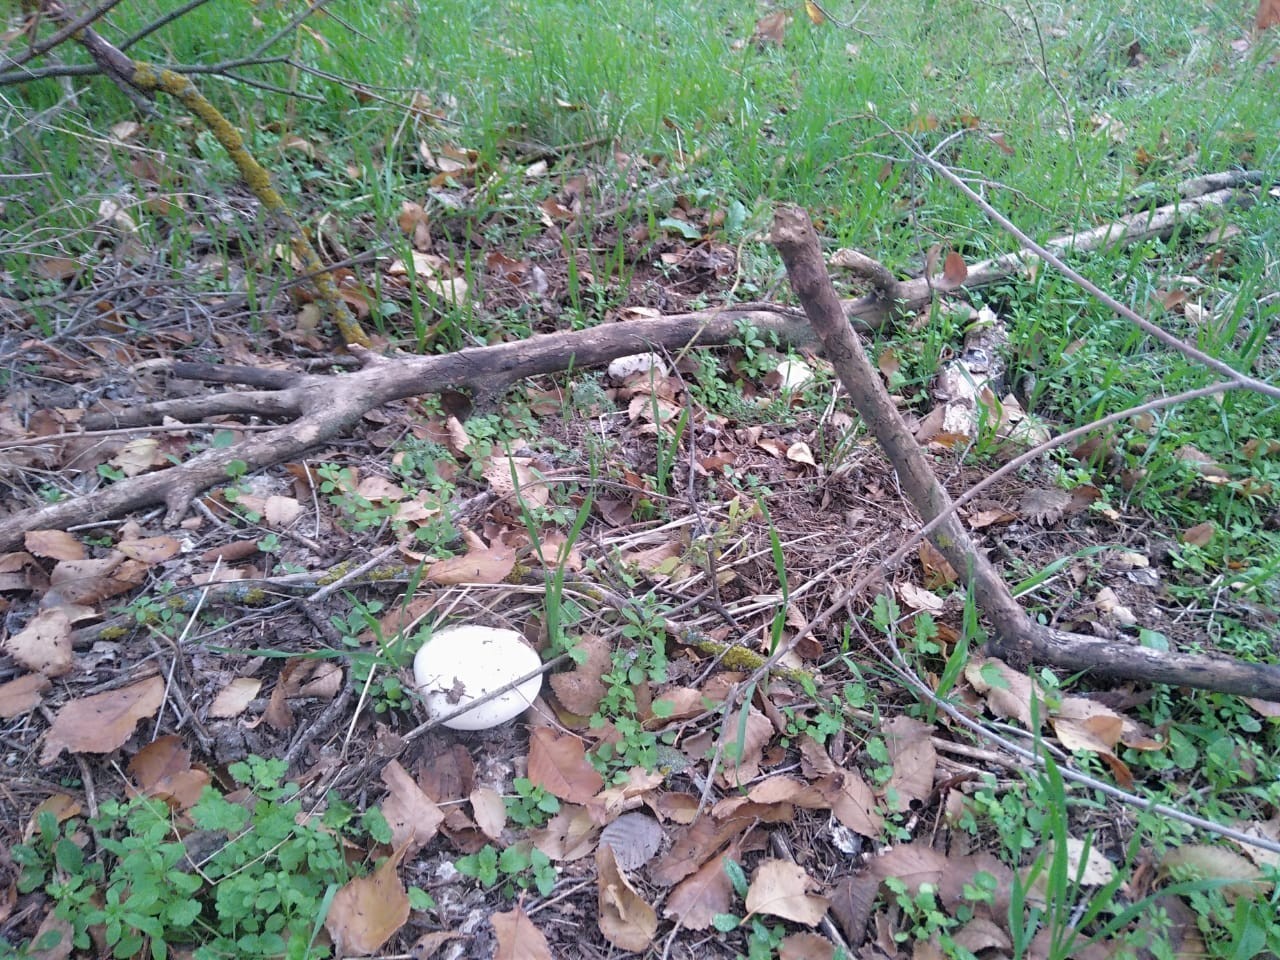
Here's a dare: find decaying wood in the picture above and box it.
[769,204,1280,701]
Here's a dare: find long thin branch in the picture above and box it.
[1,0,126,70]
[896,132,1280,400]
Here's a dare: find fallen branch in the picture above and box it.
[769,204,1280,701]
[0,174,1261,568]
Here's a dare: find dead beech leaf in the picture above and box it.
[664,846,737,929]
[1161,845,1271,902]
[40,675,165,765]
[492,904,553,960]
[127,735,210,809]
[115,535,181,564]
[786,441,817,467]
[550,634,611,716]
[599,812,664,870]
[381,759,444,854]
[532,803,599,861]
[745,859,830,926]
[528,727,604,803]
[208,677,262,718]
[716,706,773,787]
[897,581,944,614]
[470,786,507,840]
[408,931,467,957]
[325,850,410,956]
[1182,521,1215,547]
[780,932,837,960]
[48,553,147,605]
[1259,0,1280,31]
[4,608,73,677]
[752,10,790,46]
[883,716,937,812]
[964,657,1035,728]
[596,842,658,951]
[263,496,301,528]
[483,455,551,509]
[0,672,53,718]
[877,348,901,381]
[24,530,85,561]
[942,250,968,286]
[918,539,957,589]
[817,771,884,837]
[426,530,515,585]
[110,437,160,476]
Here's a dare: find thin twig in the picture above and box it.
[861,625,1280,857]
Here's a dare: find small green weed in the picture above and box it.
[11,756,380,960]
[455,842,557,898]
[505,778,560,828]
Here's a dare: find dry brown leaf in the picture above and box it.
[24,529,85,561]
[753,10,790,45]
[0,672,52,718]
[716,706,773,787]
[1161,845,1272,902]
[883,716,937,812]
[596,842,658,951]
[48,553,146,605]
[4,608,73,677]
[664,846,738,930]
[426,530,516,585]
[1259,0,1280,30]
[786,441,817,467]
[549,634,611,715]
[492,903,553,960]
[648,685,716,724]
[528,727,605,803]
[110,437,161,476]
[325,850,410,955]
[381,759,445,854]
[1182,521,1215,547]
[532,803,600,861]
[584,766,664,824]
[651,814,756,885]
[407,930,467,958]
[263,496,302,528]
[483,455,551,509]
[208,677,262,718]
[964,657,1036,728]
[470,786,507,840]
[745,860,829,926]
[40,675,165,764]
[942,250,968,286]
[917,539,957,589]
[599,812,664,870]
[115,535,181,564]
[818,771,884,837]
[780,932,837,960]
[747,776,829,809]
[127,735,210,809]
[418,742,474,803]
[798,735,838,778]
[868,843,949,889]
